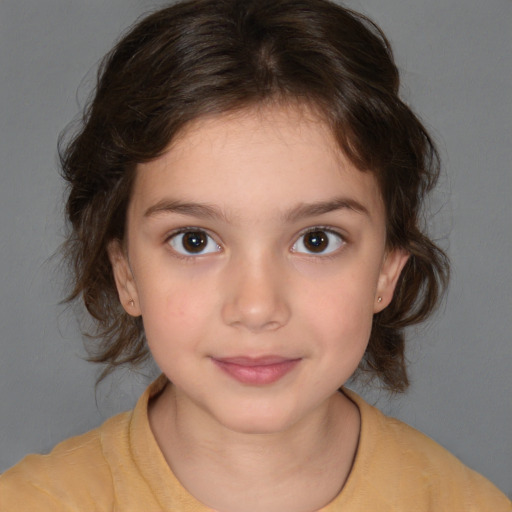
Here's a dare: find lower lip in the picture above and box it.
[212,358,300,385]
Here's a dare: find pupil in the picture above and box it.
[183,231,206,253]
[304,231,328,252]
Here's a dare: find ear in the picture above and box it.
[374,248,409,313]
[108,240,142,317]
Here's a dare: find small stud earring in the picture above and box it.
[128,299,135,307]
[377,296,382,303]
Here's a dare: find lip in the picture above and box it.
[212,356,301,385]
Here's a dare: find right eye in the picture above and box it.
[291,228,345,255]
[168,230,221,256]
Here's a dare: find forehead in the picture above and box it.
[131,105,384,222]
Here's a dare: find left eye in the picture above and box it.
[292,229,345,255]
[168,230,221,256]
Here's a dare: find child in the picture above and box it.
[1,0,510,510]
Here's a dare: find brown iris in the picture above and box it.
[303,230,329,253]
[182,231,208,253]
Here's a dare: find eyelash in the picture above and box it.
[165,226,347,259]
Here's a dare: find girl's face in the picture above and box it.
[110,105,407,435]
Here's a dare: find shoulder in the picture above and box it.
[338,389,511,511]
[0,411,131,512]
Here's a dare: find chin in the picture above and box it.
[214,401,307,436]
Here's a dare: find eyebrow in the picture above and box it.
[283,197,369,222]
[143,197,369,222]
[144,199,227,221]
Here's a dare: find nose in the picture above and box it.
[221,253,291,333]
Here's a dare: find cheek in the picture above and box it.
[135,258,206,314]
[302,291,373,391]
[137,272,219,350]
[307,265,378,315]
[142,289,204,331]
[300,269,377,348]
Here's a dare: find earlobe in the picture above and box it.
[374,248,409,313]
[107,240,141,317]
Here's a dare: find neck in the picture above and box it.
[149,384,360,512]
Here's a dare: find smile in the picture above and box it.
[211,356,301,386]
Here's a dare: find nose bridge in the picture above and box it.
[221,248,291,332]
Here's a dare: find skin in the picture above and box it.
[109,104,408,512]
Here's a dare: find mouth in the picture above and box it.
[211,356,301,386]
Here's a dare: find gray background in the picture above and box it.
[0,0,510,497]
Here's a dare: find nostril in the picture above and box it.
[223,299,290,332]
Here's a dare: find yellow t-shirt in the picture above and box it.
[1,375,510,511]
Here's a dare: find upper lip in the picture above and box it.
[212,356,300,366]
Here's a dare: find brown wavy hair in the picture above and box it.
[60,0,449,391]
